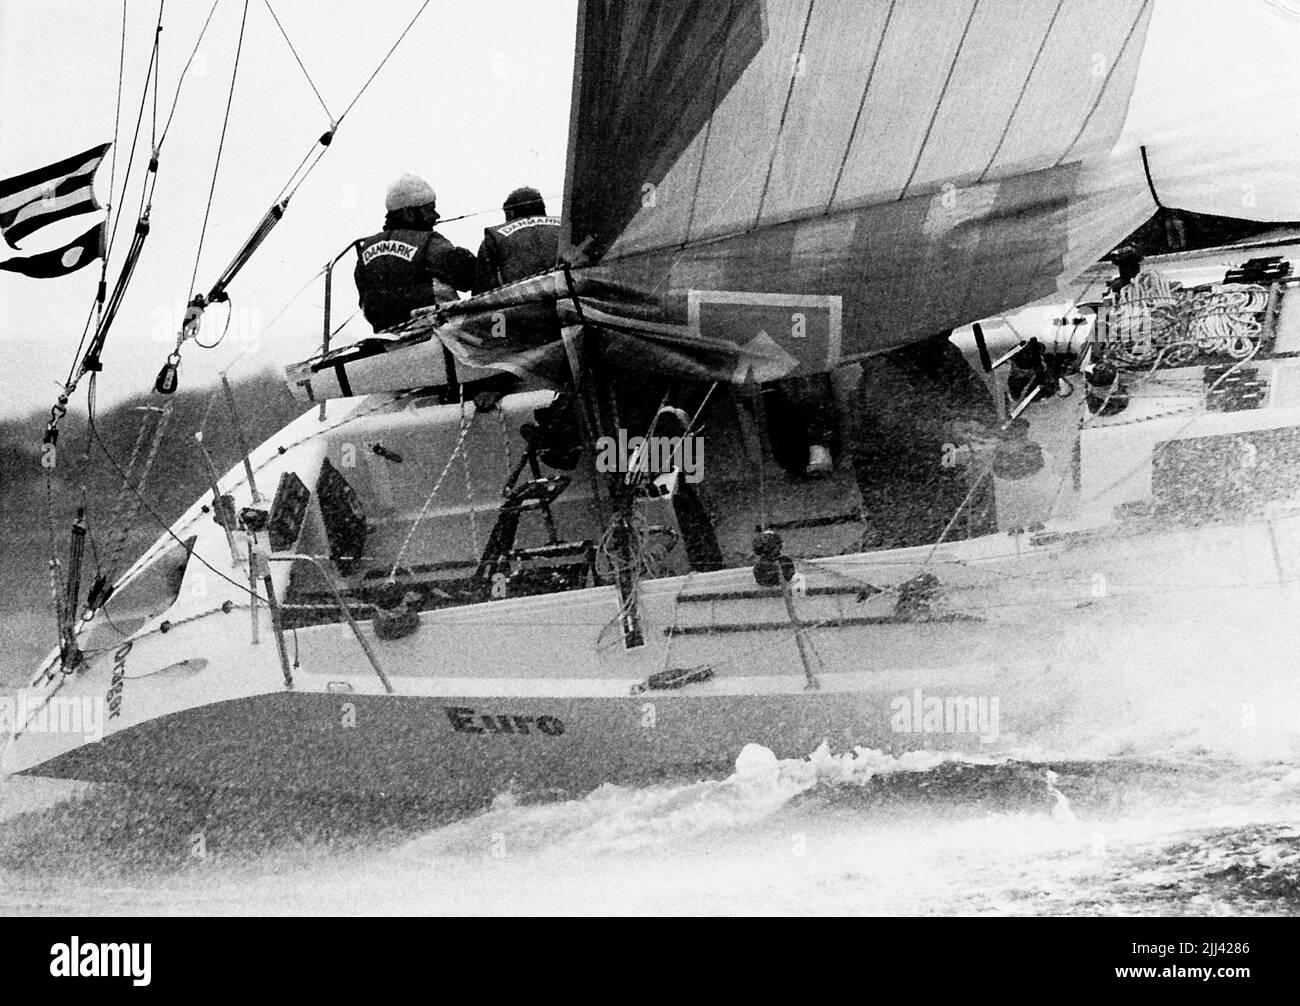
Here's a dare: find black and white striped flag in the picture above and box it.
[0,142,110,248]
[0,220,105,278]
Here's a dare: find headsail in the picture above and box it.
[562,0,1160,380]
[424,0,1300,386]
[560,0,765,264]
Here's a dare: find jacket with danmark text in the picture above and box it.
[354,227,475,332]
[473,215,560,293]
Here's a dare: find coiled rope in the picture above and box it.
[1108,283,1270,367]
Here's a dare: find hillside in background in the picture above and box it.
[0,368,306,675]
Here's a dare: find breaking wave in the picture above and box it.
[2,737,1298,915]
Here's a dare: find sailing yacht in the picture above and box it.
[6,0,1300,805]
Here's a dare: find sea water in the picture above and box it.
[1,739,1296,916]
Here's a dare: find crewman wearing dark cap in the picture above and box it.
[473,186,560,294]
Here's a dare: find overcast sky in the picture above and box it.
[0,0,577,418]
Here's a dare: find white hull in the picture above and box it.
[7,503,1299,802]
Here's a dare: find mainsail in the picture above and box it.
[424,0,1300,385]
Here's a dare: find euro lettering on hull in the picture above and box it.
[444,705,566,737]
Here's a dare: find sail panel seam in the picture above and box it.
[977,0,1064,183]
[898,0,980,201]
[684,0,738,245]
[754,0,817,226]
[825,0,895,214]
[1055,0,1150,165]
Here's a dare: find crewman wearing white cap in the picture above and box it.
[353,172,476,331]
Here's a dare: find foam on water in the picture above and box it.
[3,737,1296,915]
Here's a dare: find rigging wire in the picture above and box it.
[102,404,173,579]
[159,0,221,142]
[87,421,271,606]
[54,0,219,405]
[62,302,101,403]
[187,0,250,303]
[171,1,436,377]
[42,4,164,656]
[62,3,164,388]
[62,0,214,389]
[100,408,155,573]
[387,412,479,582]
[150,3,160,154]
[100,3,161,268]
[45,0,447,653]
[332,308,361,337]
[167,0,455,376]
[43,0,233,644]
[270,139,326,208]
[337,0,431,125]
[99,0,129,313]
[263,0,333,121]
[268,0,434,209]
[197,387,222,441]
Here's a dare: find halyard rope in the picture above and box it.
[387,409,478,583]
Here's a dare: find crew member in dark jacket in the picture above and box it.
[473,186,560,293]
[354,173,476,332]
